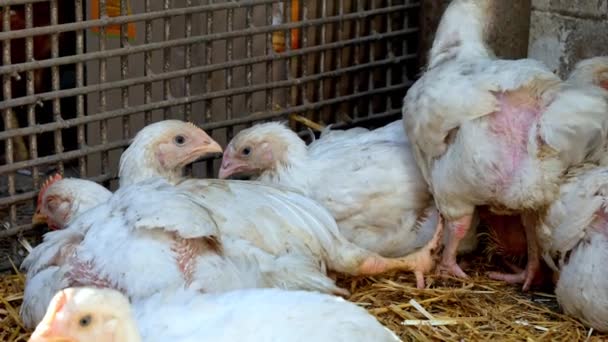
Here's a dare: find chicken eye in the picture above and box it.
[79,314,93,328]
[242,147,252,156]
[174,135,186,146]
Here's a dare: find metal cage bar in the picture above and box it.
[0,0,421,261]
[98,0,110,187]
[24,2,40,185]
[203,0,215,177]
[75,0,86,177]
[2,5,17,227]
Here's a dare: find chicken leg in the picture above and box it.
[358,217,444,289]
[487,218,541,291]
[436,215,473,278]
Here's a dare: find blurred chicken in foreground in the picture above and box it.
[28,287,401,342]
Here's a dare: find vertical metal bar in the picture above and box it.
[143,0,152,124]
[184,0,193,122]
[244,4,253,115]
[51,0,64,174]
[98,0,109,179]
[353,0,364,119]
[338,0,353,122]
[304,0,317,123]
[284,0,292,108]
[300,0,308,108]
[225,6,233,141]
[385,0,393,111]
[162,0,171,119]
[204,3,213,123]
[318,0,327,114]
[264,2,272,116]
[2,5,17,225]
[120,0,130,139]
[204,1,214,176]
[75,0,86,177]
[335,0,343,120]
[24,2,40,185]
[182,0,194,177]
[368,0,377,118]
[402,0,409,83]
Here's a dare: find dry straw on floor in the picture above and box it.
[0,255,605,342]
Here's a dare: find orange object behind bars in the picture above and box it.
[90,0,136,39]
[272,0,300,53]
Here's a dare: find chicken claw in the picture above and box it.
[360,216,444,289]
[436,215,473,278]
[487,220,541,291]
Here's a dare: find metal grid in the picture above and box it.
[0,0,421,245]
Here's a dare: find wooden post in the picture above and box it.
[418,0,449,68]
[487,0,531,59]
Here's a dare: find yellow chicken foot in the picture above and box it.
[487,220,541,291]
[436,214,473,278]
[359,216,444,289]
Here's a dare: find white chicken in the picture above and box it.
[402,0,608,290]
[118,120,443,290]
[29,287,401,342]
[534,57,608,332]
[21,175,112,329]
[30,174,112,231]
[22,177,270,329]
[36,177,266,296]
[537,165,608,332]
[118,120,223,187]
[217,121,478,259]
[21,120,225,329]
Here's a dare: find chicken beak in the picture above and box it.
[191,138,224,163]
[218,154,249,179]
[32,211,48,228]
[202,139,223,157]
[29,291,74,342]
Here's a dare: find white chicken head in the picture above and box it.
[567,56,608,90]
[28,287,138,342]
[119,120,223,186]
[218,122,306,179]
[33,174,112,230]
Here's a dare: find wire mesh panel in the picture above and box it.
[0,0,421,268]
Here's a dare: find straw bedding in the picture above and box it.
[1,254,605,342]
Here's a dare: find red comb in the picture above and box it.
[37,173,63,207]
[600,80,608,91]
